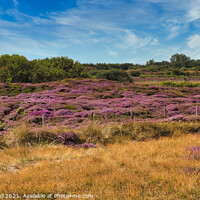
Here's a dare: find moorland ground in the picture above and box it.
[0,77,200,199]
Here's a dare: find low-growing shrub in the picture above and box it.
[2,124,97,149]
[88,70,101,77]
[22,86,36,93]
[130,70,141,77]
[57,132,81,145]
[96,69,133,83]
[65,105,77,110]
[3,125,58,147]
[161,81,200,87]
[2,121,200,148]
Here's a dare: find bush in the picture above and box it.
[3,124,58,147]
[130,70,141,77]
[171,69,186,76]
[65,105,77,110]
[88,70,101,77]
[2,124,97,149]
[96,69,133,83]
[161,81,200,87]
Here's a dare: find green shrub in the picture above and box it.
[16,107,24,115]
[130,70,141,77]
[161,81,200,87]
[171,69,186,76]
[65,105,77,110]
[22,86,36,93]
[88,70,101,77]
[3,124,59,147]
[96,69,133,83]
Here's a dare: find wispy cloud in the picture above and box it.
[116,31,151,51]
[107,49,118,57]
[186,0,200,22]
[13,0,18,8]
[0,34,51,58]
[0,0,200,62]
[150,38,159,45]
[188,34,200,48]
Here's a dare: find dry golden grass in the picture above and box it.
[0,133,200,199]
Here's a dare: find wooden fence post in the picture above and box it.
[42,114,45,127]
[196,106,199,116]
[91,112,94,120]
[164,107,167,118]
[130,110,135,122]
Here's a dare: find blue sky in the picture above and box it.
[0,0,200,64]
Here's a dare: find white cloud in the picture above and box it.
[1,0,200,63]
[150,38,159,45]
[114,30,152,56]
[124,32,139,46]
[187,34,200,48]
[168,25,181,39]
[107,49,118,56]
[0,19,19,28]
[187,0,200,22]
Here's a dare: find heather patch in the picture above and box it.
[1,124,97,149]
[0,82,54,97]
[56,132,97,148]
[0,79,199,131]
[29,110,54,119]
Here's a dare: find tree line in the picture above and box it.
[0,54,88,83]
[0,53,199,83]
[85,53,200,77]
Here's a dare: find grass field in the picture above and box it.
[0,122,200,199]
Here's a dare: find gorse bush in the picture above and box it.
[96,69,133,83]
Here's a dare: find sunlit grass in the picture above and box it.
[0,133,200,199]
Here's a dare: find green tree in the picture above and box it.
[6,55,31,82]
[0,66,11,82]
[170,54,191,68]
[146,59,155,66]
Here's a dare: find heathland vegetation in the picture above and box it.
[0,53,200,199]
[0,53,200,83]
